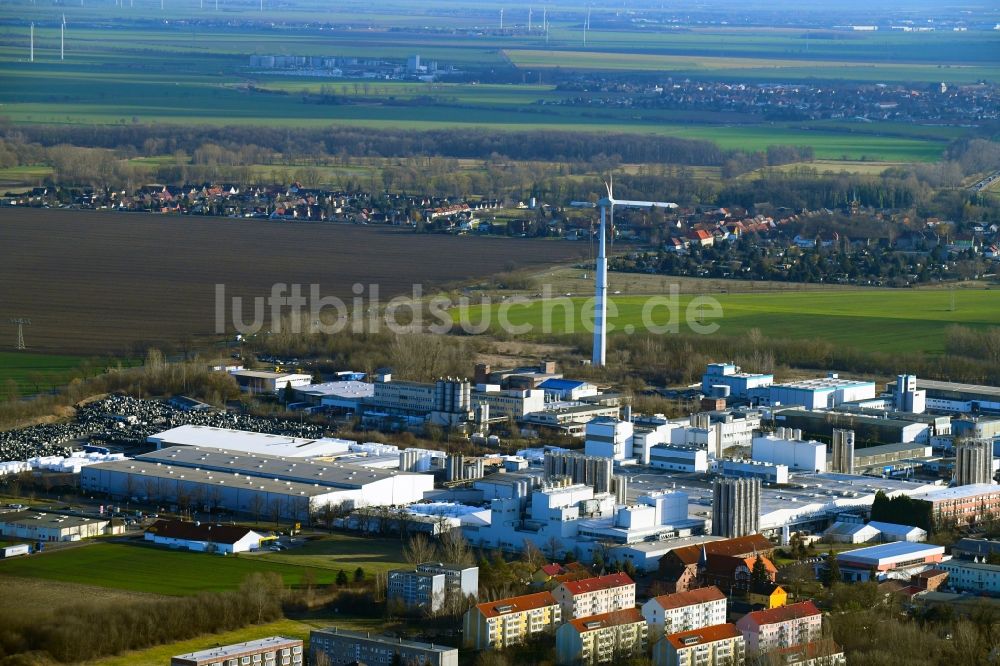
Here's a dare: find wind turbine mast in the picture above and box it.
[61,15,65,61]
[30,23,34,62]
[586,177,678,366]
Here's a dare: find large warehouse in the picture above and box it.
[81,445,433,519]
[146,425,353,458]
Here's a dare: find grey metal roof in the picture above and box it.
[135,446,408,489]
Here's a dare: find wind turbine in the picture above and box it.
[575,177,677,366]
[29,23,34,62]
[61,14,65,61]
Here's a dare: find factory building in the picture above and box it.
[894,374,926,413]
[365,375,474,426]
[908,484,1000,526]
[649,445,709,473]
[538,378,599,402]
[772,406,943,445]
[228,370,313,394]
[0,510,119,542]
[755,374,876,409]
[937,559,1000,595]
[751,430,827,473]
[711,478,761,538]
[146,425,352,458]
[718,459,789,485]
[310,627,457,666]
[887,376,1000,415]
[81,446,432,519]
[520,403,621,437]
[474,386,547,420]
[701,363,773,399]
[585,417,633,460]
[954,439,995,486]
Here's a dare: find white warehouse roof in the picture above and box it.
[146,425,353,458]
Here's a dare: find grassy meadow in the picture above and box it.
[0,535,407,595]
[455,287,1000,355]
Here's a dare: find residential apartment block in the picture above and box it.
[387,562,478,613]
[463,591,562,650]
[554,572,636,620]
[641,586,727,639]
[309,628,457,666]
[735,601,823,654]
[171,636,303,666]
[555,607,648,665]
[652,623,746,666]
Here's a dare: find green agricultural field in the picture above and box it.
[0,351,116,396]
[455,288,1000,355]
[0,542,341,595]
[503,48,1000,84]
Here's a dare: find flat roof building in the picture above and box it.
[171,636,302,666]
[147,425,352,458]
[757,375,876,410]
[836,542,945,581]
[229,370,313,394]
[309,627,457,666]
[0,510,119,542]
[888,377,1000,415]
[82,447,432,519]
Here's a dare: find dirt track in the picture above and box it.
[0,209,585,354]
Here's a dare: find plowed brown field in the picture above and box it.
[0,208,584,354]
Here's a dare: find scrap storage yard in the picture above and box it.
[0,208,584,354]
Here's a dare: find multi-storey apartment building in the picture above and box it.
[387,562,479,613]
[641,586,727,639]
[171,637,303,666]
[735,601,823,654]
[463,591,562,649]
[554,573,636,620]
[652,623,746,666]
[555,608,648,665]
[309,628,457,666]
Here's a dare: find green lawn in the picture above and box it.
[0,541,340,595]
[0,534,407,595]
[257,532,408,575]
[0,351,134,396]
[455,288,1000,355]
